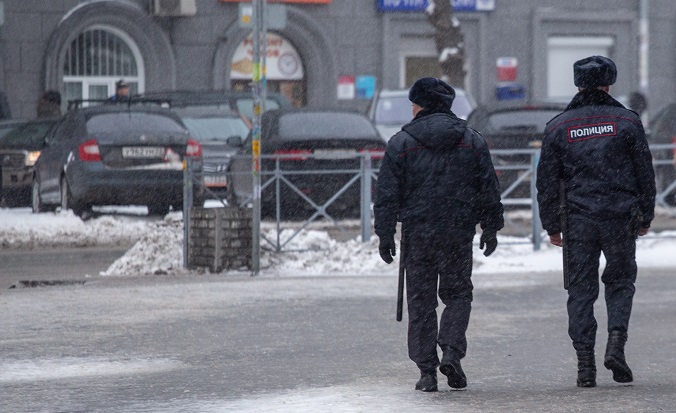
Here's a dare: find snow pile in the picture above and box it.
[259,229,391,276]
[100,219,676,277]
[101,213,184,276]
[2,207,675,277]
[0,208,151,249]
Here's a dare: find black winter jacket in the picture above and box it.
[374,110,504,238]
[536,89,656,234]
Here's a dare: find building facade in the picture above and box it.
[0,0,673,119]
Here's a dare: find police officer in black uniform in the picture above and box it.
[375,77,504,392]
[537,56,656,388]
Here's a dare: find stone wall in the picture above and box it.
[188,207,252,272]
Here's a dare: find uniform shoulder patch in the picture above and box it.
[567,122,617,142]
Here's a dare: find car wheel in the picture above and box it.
[32,177,56,213]
[147,203,170,216]
[60,177,89,217]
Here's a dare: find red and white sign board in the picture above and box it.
[496,57,518,82]
[337,75,355,100]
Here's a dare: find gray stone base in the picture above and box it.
[188,207,252,272]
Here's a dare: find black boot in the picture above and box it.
[440,352,467,389]
[576,350,597,388]
[604,330,633,383]
[415,370,438,392]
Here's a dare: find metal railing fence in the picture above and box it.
[181,144,676,259]
[224,153,378,252]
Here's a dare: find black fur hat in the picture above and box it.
[408,77,455,109]
[573,56,617,88]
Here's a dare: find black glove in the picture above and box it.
[378,236,396,264]
[479,229,498,257]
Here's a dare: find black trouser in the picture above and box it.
[405,229,474,373]
[566,213,637,353]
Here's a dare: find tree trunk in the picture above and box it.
[425,0,466,88]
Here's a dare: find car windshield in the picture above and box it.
[182,116,249,143]
[374,93,473,124]
[482,110,562,134]
[374,96,412,125]
[278,112,376,140]
[0,121,54,148]
[87,112,186,134]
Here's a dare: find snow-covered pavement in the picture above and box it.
[2,207,676,412]
[1,207,675,280]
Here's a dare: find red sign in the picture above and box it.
[496,57,518,82]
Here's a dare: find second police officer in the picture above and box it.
[536,56,656,388]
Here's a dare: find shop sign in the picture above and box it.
[222,0,331,4]
[377,0,426,12]
[231,33,304,80]
[377,0,495,12]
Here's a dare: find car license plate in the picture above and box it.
[122,146,165,158]
[313,149,357,159]
[204,175,228,187]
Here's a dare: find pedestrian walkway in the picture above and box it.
[1,271,675,412]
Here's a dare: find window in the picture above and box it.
[63,27,144,105]
[86,113,184,135]
[547,36,615,99]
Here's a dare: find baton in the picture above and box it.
[396,229,405,322]
[559,180,570,290]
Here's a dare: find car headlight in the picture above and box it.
[25,151,41,166]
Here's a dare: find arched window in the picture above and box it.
[63,26,145,104]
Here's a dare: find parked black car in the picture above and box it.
[32,103,204,217]
[172,106,250,199]
[648,102,676,205]
[0,119,58,207]
[142,90,293,201]
[141,89,293,123]
[466,102,566,199]
[227,109,386,219]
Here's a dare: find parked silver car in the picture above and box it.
[368,87,476,141]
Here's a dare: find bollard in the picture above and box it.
[182,158,193,268]
[531,150,543,251]
[360,153,372,242]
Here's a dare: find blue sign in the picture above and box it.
[377,0,426,12]
[453,0,495,12]
[377,0,495,12]
[496,82,526,101]
[355,75,377,99]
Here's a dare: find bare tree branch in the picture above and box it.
[425,0,466,87]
